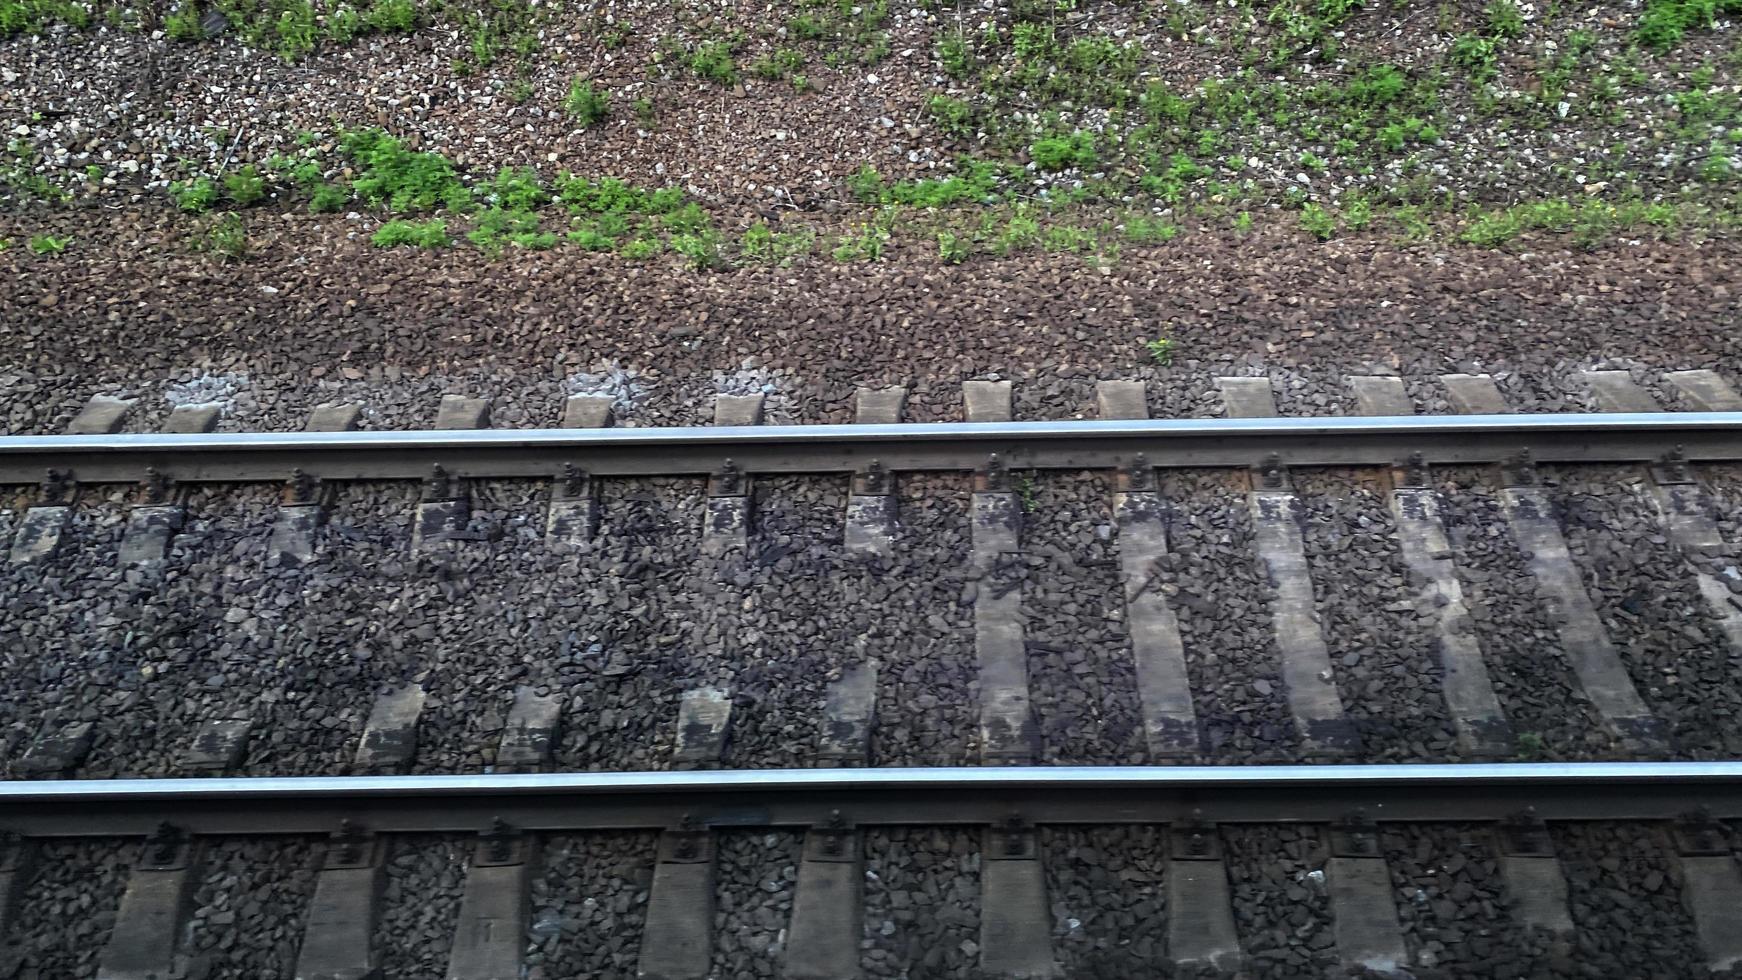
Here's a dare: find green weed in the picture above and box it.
[1457,198,1689,249]
[372,217,451,247]
[0,0,93,35]
[750,47,805,86]
[1299,202,1337,239]
[1346,64,1407,105]
[341,130,471,212]
[2,140,69,202]
[598,19,629,48]
[740,222,813,264]
[926,95,974,138]
[480,166,547,210]
[1377,117,1437,151]
[566,225,617,250]
[272,0,317,61]
[1124,214,1180,243]
[937,230,970,263]
[831,222,890,261]
[671,228,726,269]
[26,232,68,255]
[938,34,973,78]
[1450,34,1498,80]
[689,39,739,85]
[1144,337,1176,365]
[365,0,414,31]
[564,78,610,126]
[467,207,554,254]
[222,165,266,206]
[1485,0,1524,37]
[1515,732,1545,760]
[163,4,205,39]
[1032,131,1096,171]
[1638,0,1741,50]
[0,0,92,33]
[995,209,1041,253]
[848,162,1009,207]
[1345,197,1373,230]
[1042,224,1095,253]
[659,201,711,235]
[619,235,661,259]
[309,182,350,212]
[170,177,220,213]
[554,173,683,214]
[200,212,249,260]
[1140,82,1194,126]
[800,0,890,67]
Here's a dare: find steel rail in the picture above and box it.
[3,762,1740,836]
[0,413,1739,483]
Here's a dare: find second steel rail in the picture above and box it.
[0,412,1739,483]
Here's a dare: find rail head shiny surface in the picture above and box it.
[4,413,1742,482]
[5,761,1740,833]
[2,760,1737,802]
[5,412,1742,454]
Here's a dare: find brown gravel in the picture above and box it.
[2,208,1738,433]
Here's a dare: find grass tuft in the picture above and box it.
[372,217,451,247]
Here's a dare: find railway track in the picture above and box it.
[1,764,1741,978]
[4,371,1742,776]
[5,368,1742,976]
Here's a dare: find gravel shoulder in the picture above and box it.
[1,216,1739,436]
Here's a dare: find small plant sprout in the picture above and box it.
[202,212,248,260]
[222,165,266,206]
[371,218,451,247]
[27,233,69,255]
[1145,337,1176,366]
[1515,731,1546,760]
[170,177,219,213]
[564,78,610,126]
[937,230,970,264]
